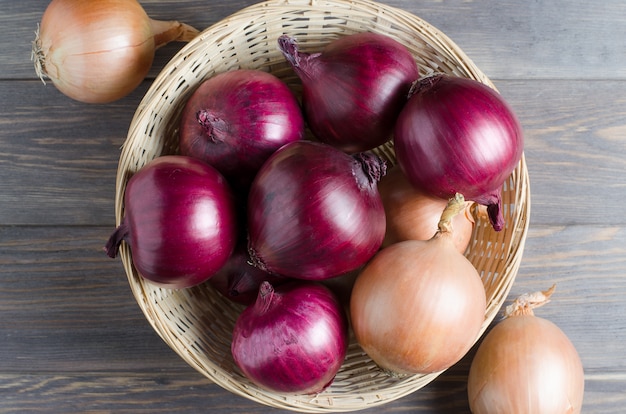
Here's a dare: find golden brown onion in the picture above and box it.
[378,166,475,251]
[467,285,584,413]
[350,194,486,375]
[32,0,199,103]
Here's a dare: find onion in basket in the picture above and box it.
[105,155,237,289]
[350,194,487,375]
[112,1,530,411]
[231,281,349,394]
[179,69,305,191]
[278,32,419,153]
[394,74,523,231]
[377,166,475,251]
[247,140,387,281]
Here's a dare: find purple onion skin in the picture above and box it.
[394,74,524,231]
[232,281,348,394]
[247,140,387,280]
[209,242,290,306]
[278,33,419,153]
[179,69,305,191]
[105,155,237,289]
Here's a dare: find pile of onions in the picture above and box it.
[394,74,524,231]
[278,33,419,153]
[467,285,585,413]
[101,29,535,397]
[350,194,486,375]
[32,0,199,103]
[105,156,237,289]
[378,166,475,251]
[231,281,348,394]
[179,69,305,191]
[247,140,387,281]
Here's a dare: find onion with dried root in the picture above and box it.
[32,0,200,103]
[467,285,585,413]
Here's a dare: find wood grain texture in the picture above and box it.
[1,372,624,414]
[1,373,625,414]
[7,1,626,81]
[1,0,624,412]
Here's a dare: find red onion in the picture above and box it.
[209,242,289,306]
[231,281,348,394]
[278,33,419,153]
[179,69,305,190]
[393,74,523,231]
[105,155,237,289]
[247,140,387,280]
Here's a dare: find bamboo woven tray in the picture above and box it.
[113,0,531,411]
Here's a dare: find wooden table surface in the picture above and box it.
[2,0,625,412]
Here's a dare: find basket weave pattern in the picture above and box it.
[114,0,530,411]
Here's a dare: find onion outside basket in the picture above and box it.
[113,0,531,411]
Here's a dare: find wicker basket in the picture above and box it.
[114,0,530,411]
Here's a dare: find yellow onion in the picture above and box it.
[32,0,199,103]
[350,194,486,375]
[467,285,585,413]
[378,166,475,251]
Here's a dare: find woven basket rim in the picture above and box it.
[113,0,531,412]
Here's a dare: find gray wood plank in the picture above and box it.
[0,80,137,226]
[497,79,626,226]
[0,371,471,414]
[4,1,626,81]
[0,369,623,412]
[390,0,626,80]
[0,226,183,373]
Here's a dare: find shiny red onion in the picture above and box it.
[394,74,523,231]
[247,140,387,280]
[278,33,419,153]
[231,281,348,394]
[105,155,237,289]
[179,69,305,190]
[209,242,289,305]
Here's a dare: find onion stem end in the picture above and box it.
[437,193,465,234]
[505,284,556,317]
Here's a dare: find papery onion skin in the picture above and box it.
[33,0,199,103]
[467,288,584,414]
[179,69,305,190]
[247,140,387,280]
[351,239,486,374]
[105,155,237,289]
[231,281,348,394]
[278,33,419,153]
[394,74,523,231]
[378,166,475,251]
[350,195,486,375]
